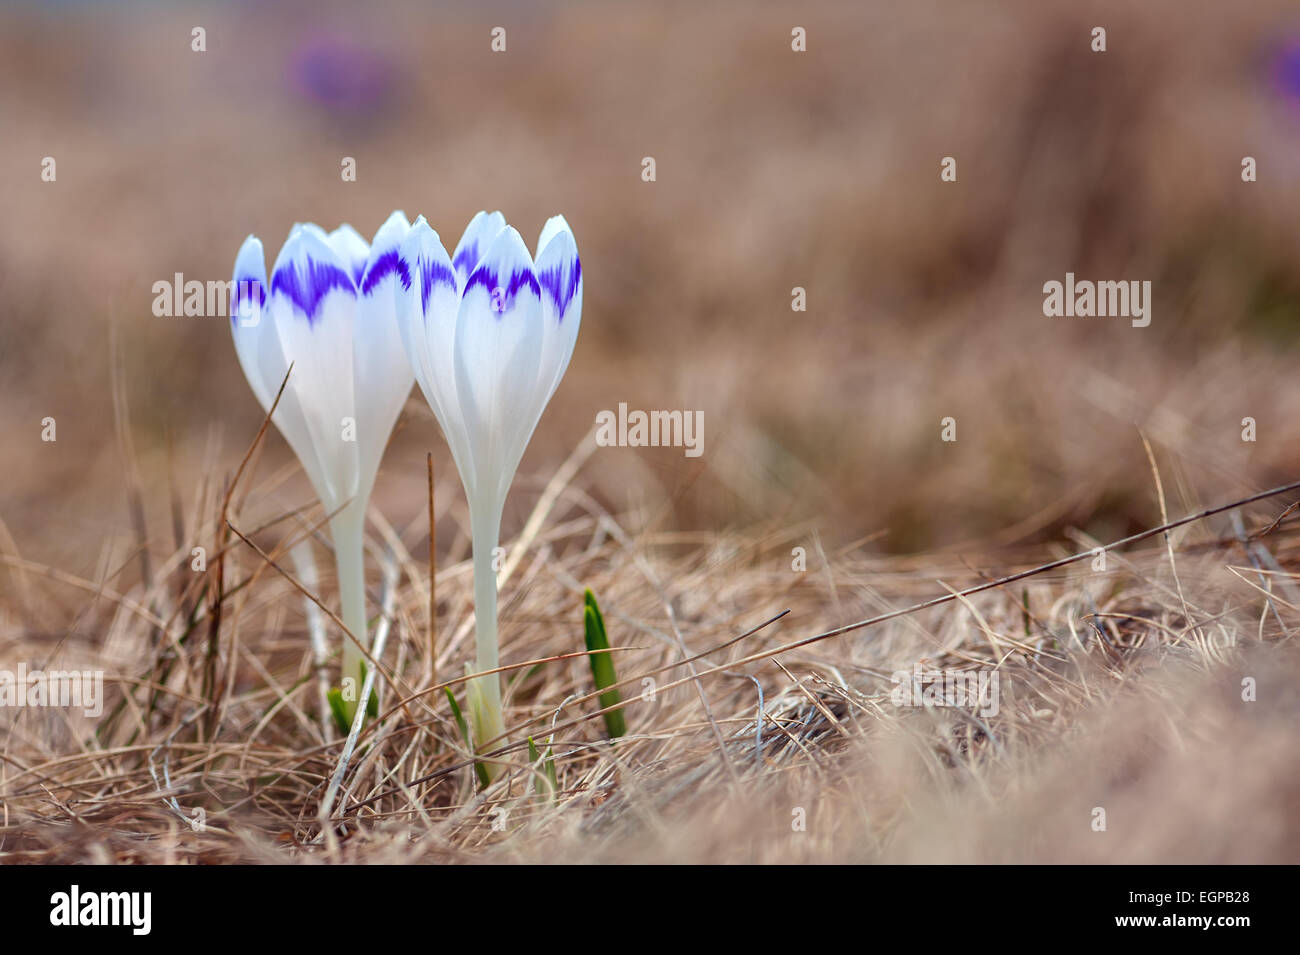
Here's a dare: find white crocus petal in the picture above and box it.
[293,222,330,244]
[395,212,585,773]
[449,223,544,770]
[453,225,546,508]
[231,234,335,510]
[230,214,421,725]
[352,210,414,502]
[532,216,583,405]
[231,234,273,408]
[450,210,508,289]
[395,217,472,475]
[328,223,371,286]
[268,225,360,511]
[535,214,573,263]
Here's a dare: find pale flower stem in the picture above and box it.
[470,497,506,761]
[331,502,369,719]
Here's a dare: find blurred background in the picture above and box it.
[5,0,1300,594]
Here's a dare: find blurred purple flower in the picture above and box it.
[1272,38,1300,107]
[290,34,394,115]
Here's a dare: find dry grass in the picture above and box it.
[3,424,1300,864]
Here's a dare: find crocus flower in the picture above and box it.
[231,212,414,721]
[396,211,582,767]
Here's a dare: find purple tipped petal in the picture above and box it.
[231,234,268,328]
[417,259,457,315]
[271,256,356,323]
[396,241,458,316]
[231,277,267,325]
[464,266,541,315]
[361,248,403,295]
[327,224,370,284]
[452,242,482,277]
[451,210,508,285]
[537,254,581,321]
[358,210,412,299]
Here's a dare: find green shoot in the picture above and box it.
[583,589,626,738]
[446,686,491,789]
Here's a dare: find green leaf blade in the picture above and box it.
[583,591,626,739]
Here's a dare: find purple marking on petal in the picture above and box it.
[452,242,480,277]
[396,255,457,313]
[360,249,402,295]
[271,257,355,323]
[537,254,581,321]
[465,267,541,316]
[230,277,266,326]
[349,260,366,285]
[419,260,457,315]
